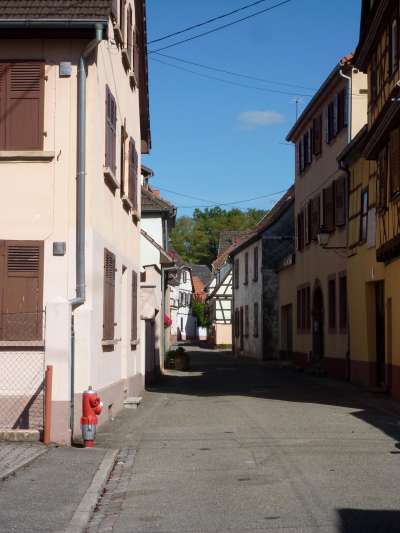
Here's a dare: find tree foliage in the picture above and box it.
[170,207,266,266]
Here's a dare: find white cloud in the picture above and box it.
[238,110,285,129]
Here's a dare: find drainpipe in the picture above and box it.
[69,23,104,441]
[339,65,352,143]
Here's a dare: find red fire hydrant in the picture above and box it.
[81,386,103,448]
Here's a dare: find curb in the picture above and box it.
[64,448,119,533]
[0,446,48,482]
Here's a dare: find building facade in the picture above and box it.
[345,0,400,399]
[284,61,367,378]
[0,0,150,443]
[169,266,196,343]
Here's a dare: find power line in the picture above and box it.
[152,52,316,91]
[148,0,273,44]
[152,185,290,209]
[150,57,312,97]
[150,0,294,53]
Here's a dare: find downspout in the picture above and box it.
[339,65,352,143]
[70,23,104,441]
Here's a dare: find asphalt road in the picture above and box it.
[92,346,400,533]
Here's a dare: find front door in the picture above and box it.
[375,281,386,387]
[312,287,324,361]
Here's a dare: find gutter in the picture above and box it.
[69,23,105,441]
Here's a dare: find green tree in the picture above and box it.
[171,207,266,266]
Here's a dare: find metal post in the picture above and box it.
[43,365,53,445]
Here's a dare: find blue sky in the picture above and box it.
[144,0,362,216]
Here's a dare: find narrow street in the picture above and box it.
[88,345,400,533]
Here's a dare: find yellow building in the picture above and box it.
[346,0,400,399]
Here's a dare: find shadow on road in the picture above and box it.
[337,508,400,533]
[150,345,400,448]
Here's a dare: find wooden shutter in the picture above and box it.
[333,95,338,136]
[339,275,347,330]
[313,115,322,156]
[335,177,346,226]
[296,141,300,176]
[1,241,43,341]
[323,184,335,231]
[253,302,259,337]
[5,62,44,150]
[296,289,301,330]
[131,270,138,341]
[105,86,117,174]
[127,4,133,66]
[311,195,321,240]
[297,212,304,251]
[128,138,138,209]
[299,138,303,173]
[245,305,249,337]
[305,200,312,245]
[253,246,258,281]
[305,286,311,330]
[390,128,400,196]
[0,64,6,150]
[111,0,118,21]
[120,121,127,197]
[244,252,248,284]
[120,0,126,43]
[103,249,116,340]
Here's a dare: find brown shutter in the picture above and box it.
[244,252,248,284]
[128,138,138,209]
[111,0,118,21]
[311,195,321,240]
[0,64,6,149]
[305,286,311,330]
[323,184,335,231]
[253,246,258,281]
[120,0,126,43]
[390,128,400,196]
[103,249,116,340]
[6,62,44,150]
[1,241,43,341]
[305,201,312,245]
[335,177,346,226]
[127,4,133,66]
[131,270,138,341]
[105,86,117,174]
[120,121,127,197]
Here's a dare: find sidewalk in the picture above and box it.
[0,444,110,533]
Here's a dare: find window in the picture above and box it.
[253,302,259,337]
[182,270,187,283]
[390,128,400,197]
[323,183,335,231]
[105,86,117,175]
[339,275,348,331]
[103,249,116,341]
[303,130,310,167]
[234,259,239,289]
[360,189,368,242]
[390,17,399,75]
[128,138,138,210]
[0,62,45,150]
[234,309,240,337]
[244,305,249,337]
[244,252,249,284]
[337,88,348,132]
[296,286,310,332]
[305,201,312,245]
[0,240,44,341]
[334,177,346,226]
[328,277,336,331]
[326,101,335,143]
[253,246,259,282]
[297,138,304,175]
[131,270,138,341]
[313,115,322,156]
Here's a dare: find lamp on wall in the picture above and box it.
[317,225,347,250]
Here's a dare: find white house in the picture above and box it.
[140,175,176,381]
[169,262,196,343]
[0,0,150,444]
[206,262,233,348]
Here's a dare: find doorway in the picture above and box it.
[312,286,324,361]
[145,319,156,387]
[240,307,244,351]
[375,281,386,388]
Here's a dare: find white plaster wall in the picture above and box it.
[141,216,163,247]
[170,268,195,340]
[233,240,263,359]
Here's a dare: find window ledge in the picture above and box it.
[0,151,55,162]
[0,340,45,347]
[104,167,119,191]
[132,208,140,223]
[129,71,137,89]
[122,194,133,211]
[131,339,139,347]
[102,339,119,346]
